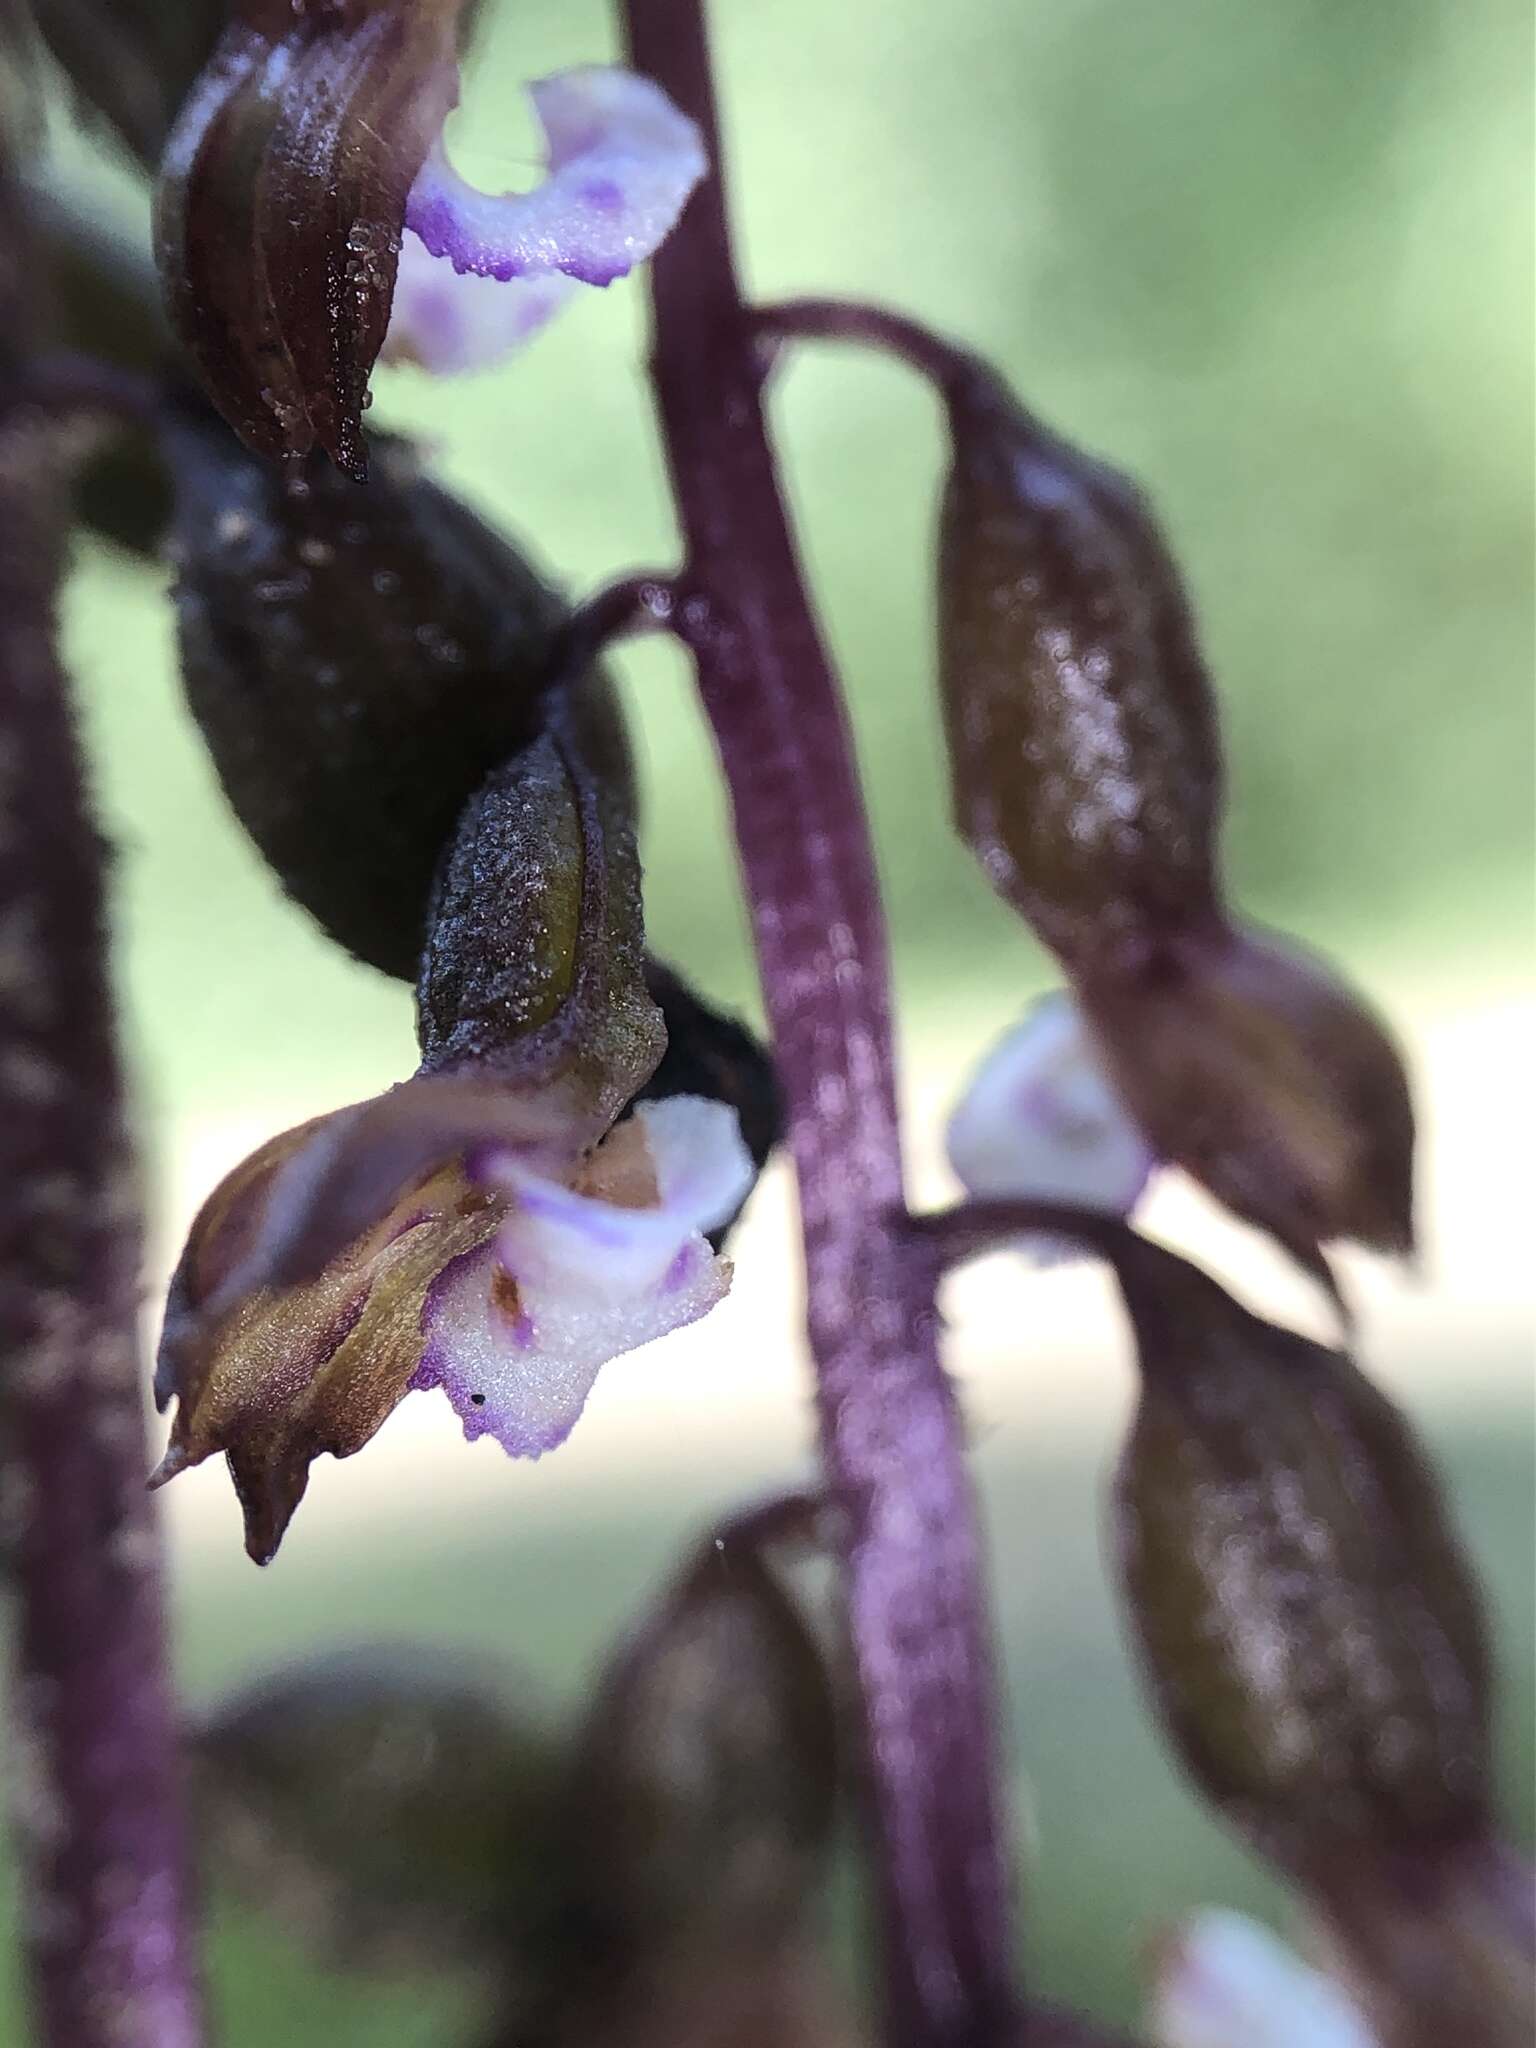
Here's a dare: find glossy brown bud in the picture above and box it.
[198,1648,560,1969]
[154,0,465,475]
[1110,1235,1491,1879]
[163,405,577,978]
[938,373,1223,970]
[565,1540,839,1962]
[1082,923,1416,1277]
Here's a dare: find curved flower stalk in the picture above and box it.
[154,0,704,473]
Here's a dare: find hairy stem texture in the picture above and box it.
[620,5,1020,2042]
[0,181,205,2045]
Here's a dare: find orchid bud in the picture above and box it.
[1081,924,1415,1272]
[155,0,704,473]
[198,1649,560,1968]
[564,1540,839,1963]
[162,403,576,977]
[937,373,1222,969]
[1147,1909,1379,2048]
[1109,1236,1492,1879]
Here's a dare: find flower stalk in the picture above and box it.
[620,4,1021,2041]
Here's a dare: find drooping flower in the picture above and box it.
[155,1083,749,1564]
[945,991,1155,1258]
[934,365,1415,1290]
[1148,1910,1379,2048]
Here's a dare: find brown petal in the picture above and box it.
[1081,922,1416,1276]
[938,373,1223,968]
[1110,1233,1492,1878]
[154,1096,508,1563]
[154,1,465,477]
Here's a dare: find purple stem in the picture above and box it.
[0,406,205,2040]
[620,4,1021,2041]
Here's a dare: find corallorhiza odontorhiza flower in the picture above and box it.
[0,3,1528,2046]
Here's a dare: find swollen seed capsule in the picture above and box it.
[1110,1237,1491,1877]
[564,1542,838,1961]
[937,374,1223,970]
[163,404,580,979]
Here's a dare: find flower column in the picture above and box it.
[621,4,1022,2042]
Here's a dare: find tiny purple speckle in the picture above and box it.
[580,177,624,214]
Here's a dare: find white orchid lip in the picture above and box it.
[1148,1909,1379,2048]
[414,1097,753,1457]
[380,232,580,374]
[404,62,705,274]
[945,991,1156,1256]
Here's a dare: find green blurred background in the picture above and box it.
[6,0,1534,2038]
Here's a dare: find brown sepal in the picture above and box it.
[1081,921,1416,1280]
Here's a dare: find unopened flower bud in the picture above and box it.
[564,1540,838,1962]
[1082,924,1415,1273]
[162,405,578,978]
[937,374,1222,969]
[1110,1236,1491,1879]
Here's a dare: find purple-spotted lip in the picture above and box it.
[401,66,707,288]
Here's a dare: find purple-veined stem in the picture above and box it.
[619,4,1021,2041]
[0,187,206,2045]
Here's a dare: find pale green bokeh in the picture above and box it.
[7,0,1532,2038]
